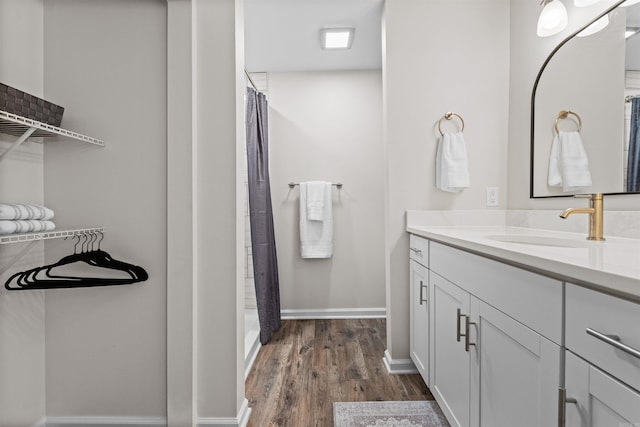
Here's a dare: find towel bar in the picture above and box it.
[288,182,343,189]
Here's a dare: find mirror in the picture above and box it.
[531,0,640,197]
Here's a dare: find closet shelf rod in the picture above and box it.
[0,227,105,245]
[288,182,343,189]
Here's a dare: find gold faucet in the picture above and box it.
[559,193,605,241]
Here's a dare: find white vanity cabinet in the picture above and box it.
[430,271,471,427]
[412,236,562,427]
[409,235,429,383]
[564,284,640,426]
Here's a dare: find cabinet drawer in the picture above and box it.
[409,234,429,266]
[430,241,562,344]
[566,284,640,392]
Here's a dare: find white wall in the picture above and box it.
[0,1,46,425]
[383,0,510,361]
[267,71,386,312]
[42,0,167,418]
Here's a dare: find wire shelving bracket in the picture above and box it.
[0,110,105,163]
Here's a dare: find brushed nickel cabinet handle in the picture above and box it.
[558,387,578,427]
[420,281,428,305]
[409,247,423,256]
[586,328,640,359]
[465,315,476,352]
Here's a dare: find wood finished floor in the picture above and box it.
[245,318,433,427]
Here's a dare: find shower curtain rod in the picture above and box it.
[244,68,258,91]
[626,94,640,103]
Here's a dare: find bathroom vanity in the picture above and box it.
[407,224,640,427]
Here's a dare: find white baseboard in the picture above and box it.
[40,400,251,427]
[383,349,418,375]
[43,416,167,427]
[245,332,262,380]
[197,399,251,427]
[280,307,386,320]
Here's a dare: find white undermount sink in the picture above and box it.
[485,234,592,248]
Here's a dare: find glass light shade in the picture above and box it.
[574,0,601,6]
[537,1,569,37]
[577,14,609,37]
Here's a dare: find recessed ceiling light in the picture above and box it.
[320,28,355,50]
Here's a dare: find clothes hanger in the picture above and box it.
[4,232,148,290]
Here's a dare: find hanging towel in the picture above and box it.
[548,131,592,192]
[305,181,327,221]
[436,131,470,193]
[0,203,54,220]
[299,182,333,258]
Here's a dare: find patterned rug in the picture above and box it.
[333,400,450,427]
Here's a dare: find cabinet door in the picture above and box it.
[410,259,429,383]
[430,272,471,427]
[566,351,640,427]
[469,297,560,427]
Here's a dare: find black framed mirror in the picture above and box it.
[530,0,640,198]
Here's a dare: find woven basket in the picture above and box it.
[0,83,64,127]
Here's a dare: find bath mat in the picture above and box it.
[333,400,450,427]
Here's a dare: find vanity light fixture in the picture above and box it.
[537,0,569,37]
[577,13,609,37]
[574,0,601,6]
[621,0,640,6]
[320,28,355,50]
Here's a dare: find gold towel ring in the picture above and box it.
[554,110,582,134]
[438,112,465,136]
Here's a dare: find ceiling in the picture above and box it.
[244,0,384,72]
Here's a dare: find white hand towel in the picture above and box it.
[0,203,54,220]
[300,182,333,258]
[436,132,470,193]
[548,131,592,192]
[305,181,328,221]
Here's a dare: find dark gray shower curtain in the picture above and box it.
[246,86,281,344]
[627,98,640,192]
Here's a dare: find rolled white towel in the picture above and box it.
[0,220,56,235]
[0,203,54,220]
[0,220,19,235]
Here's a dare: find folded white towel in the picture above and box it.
[548,131,592,192]
[436,132,470,193]
[300,182,333,258]
[0,220,56,235]
[0,203,54,220]
[305,181,328,221]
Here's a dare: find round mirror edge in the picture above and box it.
[529,0,628,199]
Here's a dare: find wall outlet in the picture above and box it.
[486,187,499,207]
